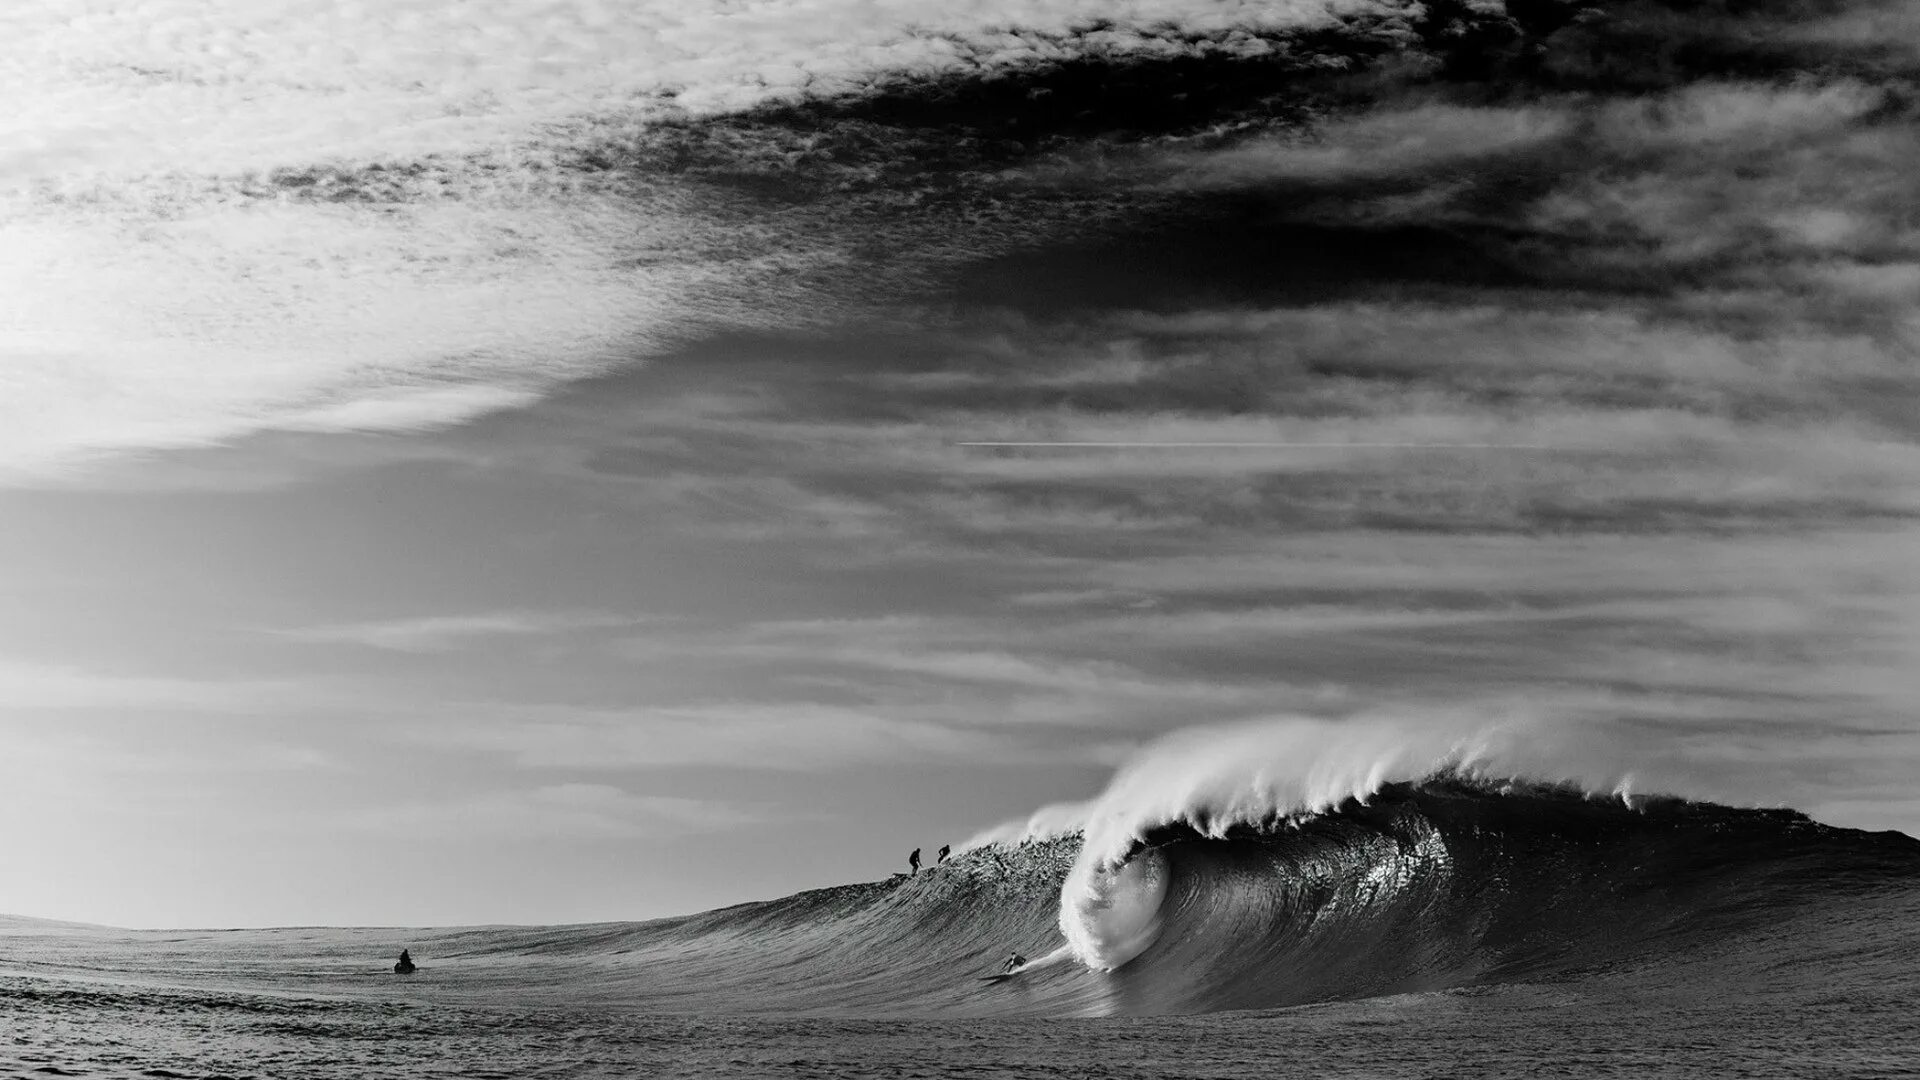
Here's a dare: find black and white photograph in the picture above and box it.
[3,0,1918,1076]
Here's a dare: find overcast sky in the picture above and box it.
[3,0,1917,927]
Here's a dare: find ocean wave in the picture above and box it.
[920,711,1919,1010]
[30,715,1906,1019]
[1062,774,1920,1010]
[571,766,1916,1016]
[276,718,1920,1015]
[1041,712,1647,971]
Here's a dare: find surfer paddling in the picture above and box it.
[394,949,416,975]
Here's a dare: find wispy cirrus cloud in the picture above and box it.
[331,784,777,841]
[615,615,1278,715]
[276,611,655,653]
[506,300,1919,549]
[392,701,1068,771]
[0,658,302,713]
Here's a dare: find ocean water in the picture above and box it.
[7,780,1920,1079]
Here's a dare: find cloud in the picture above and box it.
[278,611,652,653]
[22,2,1908,493]
[281,386,546,435]
[0,717,333,779]
[0,658,299,713]
[539,300,1919,547]
[1171,101,1571,185]
[331,784,775,840]
[1586,80,1888,150]
[3,0,1426,484]
[1795,0,1920,57]
[8,0,1407,182]
[665,616,1277,711]
[396,701,1045,771]
[1132,74,1919,345]
[1525,85,1920,295]
[0,192,748,481]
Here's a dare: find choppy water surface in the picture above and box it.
[8,782,1920,1078]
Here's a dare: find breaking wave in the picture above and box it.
[40,715,1908,1019]
[19,787,1920,1022]
[15,723,1920,1080]
[1047,712,1660,972]
[384,716,1920,1017]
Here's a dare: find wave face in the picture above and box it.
[364,775,1920,1018]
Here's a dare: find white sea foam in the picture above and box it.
[1060,847,1170,970]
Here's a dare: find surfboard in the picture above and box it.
[979,968,1026,983]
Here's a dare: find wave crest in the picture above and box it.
[1044,710,1691,970]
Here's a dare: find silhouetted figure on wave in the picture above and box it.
[937,844,950,864]
[908,848,921,876]
[394,949,416,975]
[1003,951,1027,974]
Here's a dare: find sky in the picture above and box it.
[3,0,1918,928]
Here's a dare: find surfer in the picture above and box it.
[937,844,950,864]
[1003,951,1027,974]
[909,848,921,876]
[394,949,416,975]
